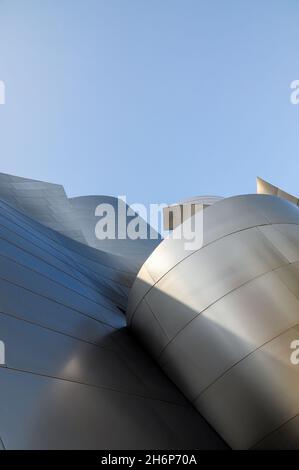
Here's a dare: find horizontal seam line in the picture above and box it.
[0,273,121,330]
[0,252,125,319]
[250,412,299,449]
[193,317,299,403]
[0,311,187,409]
[0,222,129,299]
[0,245,127,311]
[0,200,136,277]
[0,210,134,288]
[0,366,190,408]
[130,222,299,324]
[0,309,118,353]
[157,260,293,360]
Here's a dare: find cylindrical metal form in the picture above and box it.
[127,194,299,449]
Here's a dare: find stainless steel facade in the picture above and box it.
[2,171,299,450]
[0,172,225,450]
[128,193,299,449]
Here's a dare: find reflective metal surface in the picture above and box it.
[128,194,299,449]
[257,176,299,206]
[0,172,161,267]
[4,170,299,450]
[0,172,225,450]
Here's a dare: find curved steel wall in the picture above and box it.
[0,173,226,450]
[0,172,160,266]
[127,194,299,449]
[69,195,161,263]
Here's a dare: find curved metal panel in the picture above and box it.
[0,173,225,450]
[142,227,288,342]
[195,328,299,449]
[160,271,299,401]
[128,194,299,449]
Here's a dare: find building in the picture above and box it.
[0,172,299,449]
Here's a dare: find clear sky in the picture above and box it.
[0,0,299,207]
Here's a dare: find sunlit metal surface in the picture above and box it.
[0,172,225,450]
[128,194,299,449]
[257,176,299,206]
[3,170,299,450]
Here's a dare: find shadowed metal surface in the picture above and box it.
[128,194,299,449]
[69,195,161,263]
[0,173,226,450]
[0,172,161,267]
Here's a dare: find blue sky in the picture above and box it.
[0,0,299,206]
